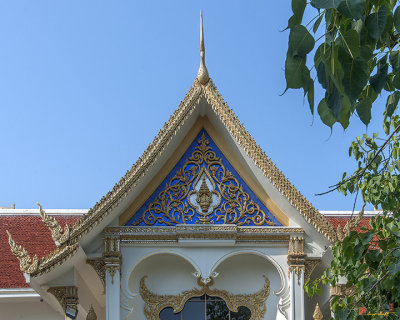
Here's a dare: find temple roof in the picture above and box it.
[5,12,338,278]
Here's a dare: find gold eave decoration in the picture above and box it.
[336,204,365,242]
[38,202,70,245]
[6,230,39,274]
[105,225,303,243]
[6,229,78,276]
[140,275,270,320]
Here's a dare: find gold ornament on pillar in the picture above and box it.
[103,237,121,285]
[313,303,323,320]
[287,236,306,283]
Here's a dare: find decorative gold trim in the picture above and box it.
[103,237,121,285]
[6,230,39,274]
[38,202,70,245]
[103,225,302,243]
[106,265,119,285]
[132,132,277,226]
[86,258,105,289]
[287,237,305,283]
[86,305,97,320]
[330,284,356,298]
[304,258,322,281]
[32,243,79,277]
[47,286,78,314]
[119,117,290,227]
[336,205,365,242]
[197,10,209,85]
[0,203,15,209]
[140,275,270,320]
[33,61,336,275]
[313,303,323,320]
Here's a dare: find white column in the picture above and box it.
[104,236,121,320]
[106,266,120,320]
[288,236,306,320]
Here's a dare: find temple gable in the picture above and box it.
[125,129,282,226]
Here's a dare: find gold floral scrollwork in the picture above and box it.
[140,275,270,320]
[6,230,39,274]
[86,258,106,290]
[304,258,322,281]
[37,202,70,245]
[134,133,276,226]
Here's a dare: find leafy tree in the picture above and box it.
[284,0,400,318]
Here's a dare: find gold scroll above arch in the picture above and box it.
[140,275,270,320]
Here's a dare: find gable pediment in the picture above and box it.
[120,120,288,227]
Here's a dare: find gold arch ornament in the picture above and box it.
[140,275,270,320]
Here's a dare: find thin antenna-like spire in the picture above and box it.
[197,10,209,85]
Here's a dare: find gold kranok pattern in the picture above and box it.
[133,133,276,226]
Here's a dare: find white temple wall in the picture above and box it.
[120,245,289,320]
[0,300,62,320]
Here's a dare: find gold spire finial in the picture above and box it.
[197,10,209,85]
[313,303,323,320]
[86,305,97,320]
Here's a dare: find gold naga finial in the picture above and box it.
[313,303,323,320]
[0,203,15,209]
[6,230,39,274]
[336,204,365,242]
[197,10,209,85]
[37,202,70,245]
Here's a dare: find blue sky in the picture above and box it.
[0,1,386,210]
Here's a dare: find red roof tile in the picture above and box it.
[0,213,373,288]
[0,215,81,288]
[325,216,372,232]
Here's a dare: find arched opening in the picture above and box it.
[159,295,251,320]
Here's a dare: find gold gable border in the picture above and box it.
[28,78,336,277]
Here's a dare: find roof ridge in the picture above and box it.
[203,80,336,242]
[29,77,336,276]
[69,80,204,241]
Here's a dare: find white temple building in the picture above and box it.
[0,12,362,320]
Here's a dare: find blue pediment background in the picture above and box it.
[125,129,282,226]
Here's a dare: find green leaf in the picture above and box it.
[305,78,315,114]
[313,13,324,33]
[365,5,388,40]
[285,53,307,89]
[318,98,337,127]
[389,50,400,72]
[337,0,366,20]
[393,74,400,89]
[339,96,351,129]
[338,46,370,102]
[288,25,315,57]
[326,84,343,118]
[356,97,372,125]
[287,0,307,29]
[394,6,400,32]
[340,29,360,57]
[388,260,400,275]
[311,0,341,9]
[370,56,388,94]
[385,91,400,117]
